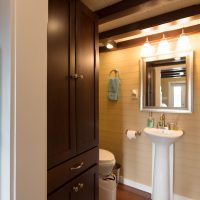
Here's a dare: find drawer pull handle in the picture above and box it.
[70,74,84,80]
[73,186,79,192]
[70,162,84,171]
[78,183,84,189]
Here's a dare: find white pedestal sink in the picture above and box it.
[144,128,183,200]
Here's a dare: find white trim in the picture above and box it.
[0,0,13,199]
[119,176,152,193]
[119,176,194,200]
[10,0,16,199]
[174,194,194,200]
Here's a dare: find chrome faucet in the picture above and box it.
[157,113,166,129]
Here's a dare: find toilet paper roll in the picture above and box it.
[126,130,136,140]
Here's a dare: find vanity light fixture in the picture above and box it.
[157,34,170,55]
[176,29,191,51]
[106,40,116,49]
[174,57,181,61]
[179,71,184,76]
[140,38,154,57]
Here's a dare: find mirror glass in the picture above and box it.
[140,51,193,113]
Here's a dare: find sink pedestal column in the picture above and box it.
[152,142,170,200]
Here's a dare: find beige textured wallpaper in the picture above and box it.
[99,33,200,199]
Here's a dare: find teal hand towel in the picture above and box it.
[108,77,120,101]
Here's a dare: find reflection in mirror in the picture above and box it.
[140,51,193,113]
[146,57,187,108]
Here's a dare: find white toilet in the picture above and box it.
[99,149,117,200]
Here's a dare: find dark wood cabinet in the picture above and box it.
[75,0,98,154]
[48,0,98,169]
[47,0,98,199]
[48,147,98,194]
[47,0,76,169]
[48,166,98,200]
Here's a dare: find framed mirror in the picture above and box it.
[140,51,193,113]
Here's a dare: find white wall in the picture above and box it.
[15,0,48,199]
[0,0,48,199]
[0,0,11,199]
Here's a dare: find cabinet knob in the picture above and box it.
[70,74,84,80]
[73,186,79,192]
[78,183,84,189]
[70,162,84,171]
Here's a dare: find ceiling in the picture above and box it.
[81,0,200,48]
[98,0,200,33]
[81,0,121,11]
[81,0,200,31]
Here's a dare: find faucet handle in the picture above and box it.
[157,121,162,128]
[160,113,165,120]
[168,122,177,130]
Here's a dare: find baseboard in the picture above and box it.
[119,176,194,200]
[119,176,152,194]
[173,194,194,200]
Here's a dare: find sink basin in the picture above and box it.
[144,127,183,200]
[144,127,183,144]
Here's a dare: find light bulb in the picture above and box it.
[106,43,114,49]
[176,31,191,51]
[140,39,154,57]
[105,41,116,49]
[157,35,170,54]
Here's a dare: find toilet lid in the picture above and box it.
[99,149,115,164]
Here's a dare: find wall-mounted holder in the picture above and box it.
[132,89,139,99]
[135,130,141,136]
[126,130,141,140]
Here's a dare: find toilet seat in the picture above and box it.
[99,149,115,165]
[99,149,116,177]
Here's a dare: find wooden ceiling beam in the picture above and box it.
[99,24,200,52]
[96,0,151,24]
[99,5,200,40]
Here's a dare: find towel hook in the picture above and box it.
[109,69,120,78]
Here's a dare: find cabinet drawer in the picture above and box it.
[48,147,98,194]
[48,165,98,200]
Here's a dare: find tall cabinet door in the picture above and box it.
[47,0,76,169]
[75,1,99,154]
